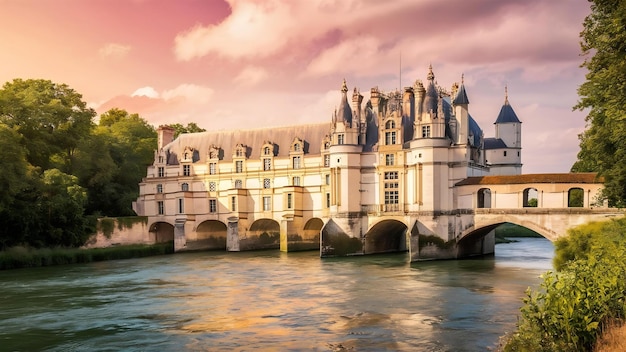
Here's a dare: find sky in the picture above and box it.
[0,0,592,174]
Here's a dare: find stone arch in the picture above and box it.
[457,220,552,258]
[477,188,491,208]
[364,219,408,254]
[245,218,280,250]
[523,187,538,207]
[568,187,584,207]
[194,220,227,250]
[303,218,323,243]
[149,221,175,243]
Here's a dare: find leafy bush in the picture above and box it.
[503,218,626,351]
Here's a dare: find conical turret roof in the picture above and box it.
[336,79,353,125]
[495,87,521,124]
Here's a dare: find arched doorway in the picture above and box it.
[364,219,408,254]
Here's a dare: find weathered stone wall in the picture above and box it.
[82,217,155,248]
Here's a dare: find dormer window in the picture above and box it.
[290,137,304,154]
[208,144,221,160]
[181,146,195,162]
[264,146,271,155]
[386,120,395,129]
[233,144,246,159]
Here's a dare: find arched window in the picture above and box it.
[264,146,271,155]
[294,143,301,152]
[181,183,189,191]
[385,120,395,129]
[477,188,491,208]
[568,188,584,207]
[523,188,538,207]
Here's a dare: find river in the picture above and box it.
[0,237,553,351]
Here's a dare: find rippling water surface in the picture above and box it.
[0,237,553,351]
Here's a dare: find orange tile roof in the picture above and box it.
[455,173,602,186]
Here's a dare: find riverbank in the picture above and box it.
[0,242,174,270]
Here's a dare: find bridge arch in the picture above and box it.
[302,218,323,243]
[248,218,280,246]
[195,220,227,249]
[460,219,556,243]
[149,221,175,243]
[364,219,408,254]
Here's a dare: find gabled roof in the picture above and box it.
[484,137,507,149]
[455,173,602,186]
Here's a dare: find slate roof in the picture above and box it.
[484,137,507,149]
[163,123,331,165]
[453,84,470,105]
[455,173,602,186]
[495,100,521,124]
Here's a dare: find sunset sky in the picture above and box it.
[0,0,591,173]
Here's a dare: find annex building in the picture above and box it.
[133,65,528,259]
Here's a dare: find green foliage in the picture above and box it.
[0,242,174,270]
[0,79,95,172]
[0,124,29,213]
[504,218,626,351]
[568,188,584,208]
[169,122,206,138]
[572,1,626,207]
[527,198,538,207]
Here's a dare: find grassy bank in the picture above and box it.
[495,223,543,244]
[0,242,174,270]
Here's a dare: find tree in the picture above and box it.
[572,1,626,207]
[170,122,206,138]
[0,124,29,213]
[0,79,95,173]
[76,108,157,216]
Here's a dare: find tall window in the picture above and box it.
[422,125,431,138]
[293,176,301,186]
[157,201,164,215]
[292,156,301,169]
[263,158,271,171]
[263,196,271,211]
[385,131,396,145]
[158,167,165,177]
[337,134,344,145]
[234,179,243,189]
[156,184,163,193]
[235,160,243,173]
[209,181,216,192]
[325,174,330,185]
[158,156,164,163]
[324,154,330,167]
[263,178,271,189]
[504,151,507,157]
[209,199,217,213]
[287,193,293,209]
[209,163,217,175]
[178,198,184,213]
[183,164,190,176]
[326,193,331,208]
[231,196,236,211]
[181,183,189,191]
[385,154,395,166]
[384,172,399,210]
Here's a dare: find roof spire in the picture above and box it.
[427,64,435,81]
[461,73,465,84]
[504,84,509,104]
[341,79,348,93]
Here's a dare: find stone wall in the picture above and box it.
[83,217,155,248]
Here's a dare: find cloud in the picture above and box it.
[98,43,131,59]
[132,86,160,98]
[233,66,269,86]
[162,84,214,104]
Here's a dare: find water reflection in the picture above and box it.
[0,238,553,351]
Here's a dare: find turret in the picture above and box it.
[494,86,521,149]
[452,74,470,145]
[331,79,359,146]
